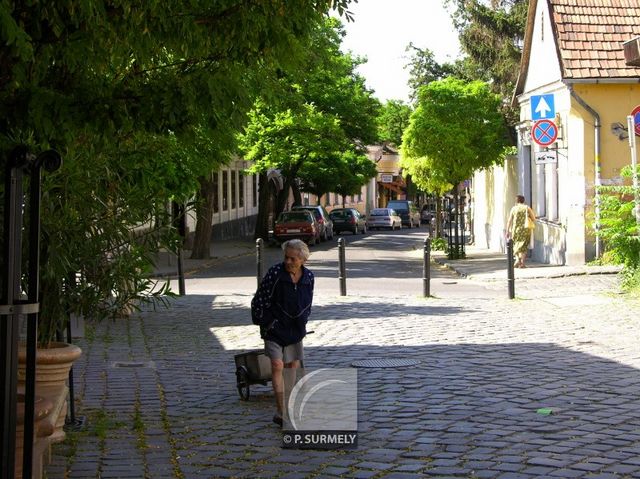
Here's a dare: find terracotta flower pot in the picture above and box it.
[17,342,82,443]
[17,342,82,388]
[15,393,54,479]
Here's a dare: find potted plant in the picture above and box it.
[13,139,186,447]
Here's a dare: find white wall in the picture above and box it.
[472,156,518,252]
[523,0,562,93]
[185,158,259,238]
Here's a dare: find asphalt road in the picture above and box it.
[184,227,500,299]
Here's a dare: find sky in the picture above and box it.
[337,0,462,103]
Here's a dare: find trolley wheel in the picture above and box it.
[236,366,251,400]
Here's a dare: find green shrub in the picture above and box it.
[598,165,640,293]
[598,166,640,266]
[431,237,448,252]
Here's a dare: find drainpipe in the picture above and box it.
[568,85,602,259]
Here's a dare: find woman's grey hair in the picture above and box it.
[281,239,310,261]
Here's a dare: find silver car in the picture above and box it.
[367,208,402,230]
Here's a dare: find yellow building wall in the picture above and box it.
[569,83,640,262]
[572,83,639,182]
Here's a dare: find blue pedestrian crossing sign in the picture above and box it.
[531,94,555,120]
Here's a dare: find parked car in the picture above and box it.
[329,208,367,235]
[292,205,334,241]
[421,204,436,225]
[386,200,421,228]
[366,208,402,230]
[273,210,320,245]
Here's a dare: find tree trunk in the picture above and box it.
[291,182,302,206]
[191,175,216,259]
[435,195,442,238]
[254,173,271,240]
[275,173,296,217]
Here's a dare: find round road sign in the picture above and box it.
[531,119,558,146]
[631,105,640,136]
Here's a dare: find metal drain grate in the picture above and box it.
[112,361,155,369]
[351,358,420,368]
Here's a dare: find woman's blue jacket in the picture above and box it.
[251,262,314,347]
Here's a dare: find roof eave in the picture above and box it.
[512,0,540,106]
[563,77,640,84]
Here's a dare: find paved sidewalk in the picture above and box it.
[43,239,638,479]
[428,244,622,281]
[47,287,640,478]
[152,238,258,278]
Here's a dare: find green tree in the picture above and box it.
[447,0,528,132]
[405,43,461,103]
[401,78,509,192]
[333,151,378,206]
[0,0,353,344]
[240,103,351,209]
[240,18,380,239]
[377,100,412,147]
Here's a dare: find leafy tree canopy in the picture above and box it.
[446,0,528,133]
[447,0,527,97]
[239,17,379,218]
[401,77,509,193]
[404,43,462,103]
[0,0,354,344]
[377,100,412,147]
[332,151,378,200]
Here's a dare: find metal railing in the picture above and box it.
[1,147,61,479]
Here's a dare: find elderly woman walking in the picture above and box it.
[506,195,536,268]
[251,239,314,426]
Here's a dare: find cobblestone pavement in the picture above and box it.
[45,272,640,479]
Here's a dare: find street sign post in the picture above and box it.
[531,119,558,146]
[627,115,640,234]
[531,94,555,120]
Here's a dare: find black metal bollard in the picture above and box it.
[423,236,431,297]
[507,239,515,299]
[338,237,347,296]
[256,238,264,288]
[177,248,186,296]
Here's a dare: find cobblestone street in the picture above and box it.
[45,269,640,479]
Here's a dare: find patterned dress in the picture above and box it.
[508,204,534,254]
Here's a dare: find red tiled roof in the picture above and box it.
[550,0,640,79]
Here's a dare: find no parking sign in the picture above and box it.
[531,119,558,146]
[631,105,640,136]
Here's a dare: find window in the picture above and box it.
[239,171,244,208]
[534,151,559,221]
[213,172,219,213]
[252,175,257,207]
[231,170,237,209]
[523,145,532,206]
[222,170,229,210]
[545,162,558,221]
[535,161,545,218]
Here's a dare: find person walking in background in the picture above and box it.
[251,239,314,426]
[506,195,536,268]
